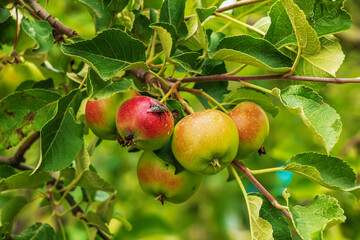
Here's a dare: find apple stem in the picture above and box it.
[232,159,292,220]
[155,194,165,205]
[210,158,221,168]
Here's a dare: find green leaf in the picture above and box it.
[181,15,208,51]
[223,88,279,117]
[15,79,55,91]
[201,59,227,76]
[96,194,116,223]
[213,35,293,72]
[159,0,186,29]
[36,90,84,172]
[0,8,10,23]
[164,99,186,125]
[273,85,341,153]
[1,196,28,233]
[154,140,184,174]
[171,52,202,74]
[196,7,216,23]
[284,192,346,240]
[75,144,91,177]
[21,18,53,52]
[144,0,162,9]
[78,0,107,18]
[86,211,111,235]
[78,170,114,192]
[249,193,292,240]
[310,0,352,37]
[61,29,148,80]
[0,89,60,150]
[0,164,16,180]
[131,10,153,44]
[150,22,178,61]
[0,171,52,192]
[281,0,320,55]
[194,81,229,109]
[247,195,275,240]
[14,222,55,240]
[284,152,360,200]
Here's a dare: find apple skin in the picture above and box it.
[85,90,138,140]
[171,109,239,175]
[137,151,203,204]
[116,96,174,150]
[228,102,269,159]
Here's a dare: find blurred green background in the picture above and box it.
[1,0,360,239]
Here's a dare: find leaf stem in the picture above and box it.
[214,12,265,36]
[149,69,171,88]
[146,50,163,65]
[225,64,247,75]
[229,164,254,239]
[239,81,273,95]
[160,72,189,103]
[232,160,292,220]
[248,166,285,175]
[174,90,194,114]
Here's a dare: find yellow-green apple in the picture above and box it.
[228,101,269,158]
[85,90,138,140]
[137,151,202,204]
[171,109,239,175]
[116,96,174,150]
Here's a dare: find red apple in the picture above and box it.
[116,96,174,150]
[171,109,239,175]
[228,102,269,158]
[137,151,202,204]
[85,90,138,140]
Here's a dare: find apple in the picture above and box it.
[116,96,174,150]
[85,90,138,140]
[137,151,203,204]
[227,101,269,158]
[171,109,239,175]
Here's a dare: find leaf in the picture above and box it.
[159,0,186,29]
[154,140,184,174]
[250,194,292,240]
[36,90,84,172]
[86,211,111,235]
[284,192,346,240]
[213,35,293,72]
[75,144,91,177]
[273,85,341,153]
[164,99,186,125]
[14,222,55,240]
[96,194,116,223]
[281,0,320,55]
[1,196,28,233]
[201,59,227,76]
[284,152,360,200]
[78,170,114,192]
[181,15,208,51]
[0,89,60,150]
[0,8,10,23]
[310,0,352,37]
[196,7,216,23]
[0,171,52,192]
[61,29,148,80]
[78,0,107,18]
[223,88,279,117]
[194,81,229,109]
[247,195,274,240]
[131,10,153,44]
[150,22,178,61]
[171,52,202,74]
[0,164,16,180]
[21,18,53,52]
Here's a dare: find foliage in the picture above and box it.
[0,0,359,239]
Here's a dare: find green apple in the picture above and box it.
[228,102,269,158]
[137,151,203,204]
[171,109,239,175]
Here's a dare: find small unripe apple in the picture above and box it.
[228,101,269,158]
[137,151,203,204]
[116,96,174,150]
[171,109,239,175]
[85,90,138,140]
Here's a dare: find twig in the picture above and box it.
[165,74,360,84]
[16,0,42,20]
[185,0,267,20]
[232,160,292,220]
[21,0,80,38]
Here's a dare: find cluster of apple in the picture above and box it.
[85,90,269,204]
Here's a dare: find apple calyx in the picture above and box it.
[209,158,221,168]
[155,194,165,205]
[117,134,135,147]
